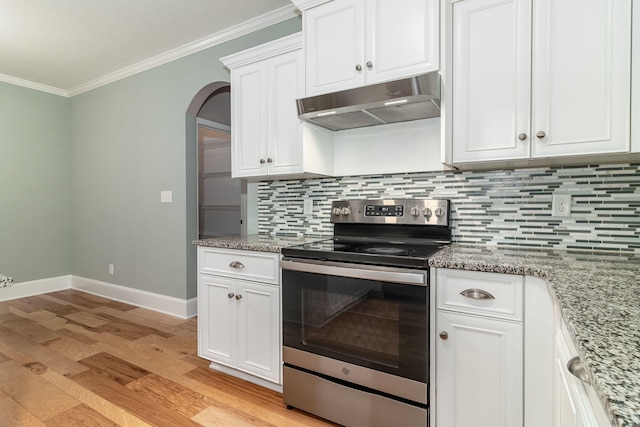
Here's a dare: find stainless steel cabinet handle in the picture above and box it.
[366,61,373,69]
[439,331,448,340]
[267,158,273,163]
[460,288,495,300]
[259,158,266,164]
[355,64,362,71]
[227,293,235,299]
[567,356,591,385]
[536,131,546,139]
[235,294,243,300]
[518,133,528,141]
[229,261,245,269]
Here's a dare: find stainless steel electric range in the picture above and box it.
[281,199,451,427]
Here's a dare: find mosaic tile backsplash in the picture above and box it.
[257,163,640,253]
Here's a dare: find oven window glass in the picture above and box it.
[283,270,428,382]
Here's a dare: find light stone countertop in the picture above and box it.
[429,244,640,427]
[194,236,639,427]
[193,234,326,253]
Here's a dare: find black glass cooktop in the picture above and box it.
[281,239,444,269]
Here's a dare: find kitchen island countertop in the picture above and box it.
[430,244,640,427]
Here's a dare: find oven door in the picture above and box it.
[281,258,428,387]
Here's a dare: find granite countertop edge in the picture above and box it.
[194,236,639,427]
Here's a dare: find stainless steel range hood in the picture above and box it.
[296,72,440,131]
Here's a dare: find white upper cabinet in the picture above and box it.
[531,0,630,158]
[451,0,532,162]
[302,0,439,96]
[449,0,632,165]
[222,34,332,179]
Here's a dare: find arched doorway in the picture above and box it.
[185,82,251,297]
[186,82,246,239]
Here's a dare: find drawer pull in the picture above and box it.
[567,356,591,385]
[229,261,245,269]
[460,288,495,300]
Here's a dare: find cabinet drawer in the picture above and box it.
[199,247,279,284]
[436,269,523,321]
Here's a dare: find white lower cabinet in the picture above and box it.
[553,319,609,426]
[434,269,524,427]
[436,311,523,427]
[433,268,610,427]
[197,247,281,389]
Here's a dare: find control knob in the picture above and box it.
[410,207,421,217]
[422,208,432,218]
[332,207,342,216]
[341,207,351,216]
[434,207,445,217]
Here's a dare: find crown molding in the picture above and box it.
[2,4,300,98]
[221,32,302,69]
[0,73,68,97]
[67,4,300,97]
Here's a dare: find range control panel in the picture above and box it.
[365,205,404,217]
[331,199,450,226]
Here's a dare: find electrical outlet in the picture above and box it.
[552,194,572,217]
[109,264,114,275]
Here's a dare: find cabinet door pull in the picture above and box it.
[567,356,591,385]
[235,294,243,300]
[439,331,448,340]
[267,158,273,163]
[229,261,245,269]
[227,293,235,299]
[355,64,362,71]
[460,288,495,300]
[259,158,266,164]
[536,131,546,139]
[366,61,373,69]
[518,133,528,141]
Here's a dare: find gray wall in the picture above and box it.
[0,82,72,282]
[69,19,301,300]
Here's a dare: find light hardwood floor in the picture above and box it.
[0,290,336,426]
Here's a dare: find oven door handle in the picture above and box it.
[280,258,427,286]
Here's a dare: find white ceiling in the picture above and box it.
[0,0,296,96]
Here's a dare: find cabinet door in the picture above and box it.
[365,0,439,85]
[198,275,237,367]
[304,0,364,95]
[436,311,523,427]
[267,49,304,175]
[531,0,631,158]
[231,61,268,178]
[451,0,532,163]
[553,330,605,427]
[236,281,280,383]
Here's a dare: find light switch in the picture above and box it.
[161,191,173,203]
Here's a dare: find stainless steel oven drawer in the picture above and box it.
[283,365,427,427]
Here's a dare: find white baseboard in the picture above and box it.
[0,275,72,301]
[72,276,197,319]
[0,275,197,319]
